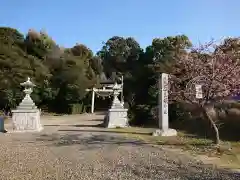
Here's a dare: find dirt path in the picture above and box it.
[0,113,239,180]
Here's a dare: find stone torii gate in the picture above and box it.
[86,75,124,113]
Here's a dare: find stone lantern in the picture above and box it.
[104,82,128,128]
[11,77,43,132]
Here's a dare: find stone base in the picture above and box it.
[7,127,43,133]
[105,108,128,128]
[11,109,43,132]
[152,128,177,137]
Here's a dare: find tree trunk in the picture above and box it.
[203,106,220,145]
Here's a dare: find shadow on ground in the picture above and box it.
[33,132,240,179]
[34,129,212,151]
[44,123,104,128]
[44,118,105,127]
[59,129,152,135]
[88,119,104,122]
[35,133,147,150]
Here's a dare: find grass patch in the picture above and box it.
[112,127,212,146]
[107,126,154,135]
[107,126,240,170]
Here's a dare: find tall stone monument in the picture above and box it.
[153,73,177,136]
[104,83,128,128]
[11,77,43,132]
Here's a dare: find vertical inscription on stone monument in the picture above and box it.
[159,73,169,131]
[163,75,168,115]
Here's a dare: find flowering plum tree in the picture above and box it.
[169,41,240,145]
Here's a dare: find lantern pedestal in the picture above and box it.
[11,77,43,132]
[104,83,128,128]
[12,109,42,132]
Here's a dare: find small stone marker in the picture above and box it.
[195,84,203,99]
[153,73,177,136]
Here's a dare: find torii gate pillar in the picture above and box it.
[91,88,95,113]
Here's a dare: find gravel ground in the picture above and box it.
[0,114,239,180]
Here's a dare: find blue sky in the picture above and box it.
[0,0,239,53]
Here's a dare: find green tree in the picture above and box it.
[0,27,51,110]
[131,35,192,125]
[98,36,142,113]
